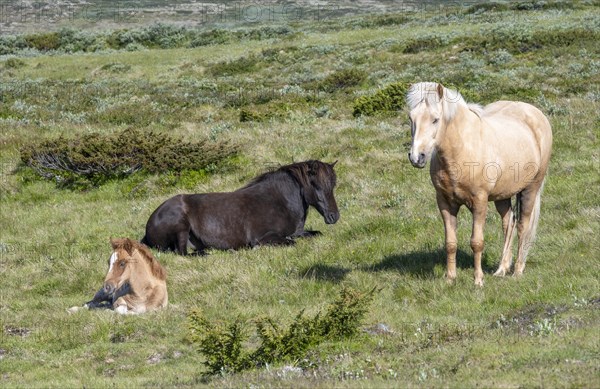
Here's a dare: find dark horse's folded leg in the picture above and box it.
[255,232,296,246]
[84,287,113,309]
[296,230,322,238]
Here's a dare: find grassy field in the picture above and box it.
[1,1,599,387]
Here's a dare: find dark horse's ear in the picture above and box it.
[436,83,444,100]
[307,160,318,176]
[329,160,338,168]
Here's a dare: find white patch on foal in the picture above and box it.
[108,252,118,272]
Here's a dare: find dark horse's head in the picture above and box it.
[287,160,340,224]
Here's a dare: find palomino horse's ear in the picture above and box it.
[436,83,444,100]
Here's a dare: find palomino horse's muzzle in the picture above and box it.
[408,152,427,168]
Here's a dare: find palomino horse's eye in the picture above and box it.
[119,261,126,268]
[433,118,439,124]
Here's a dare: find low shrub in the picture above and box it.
[19,129,239,189]
[209,55,260,76]
[353,82,408,117]
[319,68,367,93]
[188,286,377,375]
[3,58,26,69]
[24,32,61,51]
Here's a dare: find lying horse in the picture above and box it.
[142,160,340,255]
[406,82,552,286]
[71,238,168,314]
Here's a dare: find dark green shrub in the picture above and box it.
[19,129,239,189]
[209,55,260,76]
[25,32,61,51]
[353,82,408,117]
[319,68,367,93]
[189,29,231,47]
[239,108,267,122]
[188,286,377,376]
[402,35,445,54]
[99,62,132,73]
[3,58,26,69]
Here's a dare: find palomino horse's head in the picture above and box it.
[406,82,462,168]
[103,238,166,297]
[297,160,340,224]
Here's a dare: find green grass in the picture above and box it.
[1,1,599,387]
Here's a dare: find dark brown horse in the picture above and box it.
[141,160,340,255]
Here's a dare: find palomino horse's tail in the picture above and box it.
[518,177,546,265]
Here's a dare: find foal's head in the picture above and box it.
[406,82,463,168]
[297,160,340,224]
[103,238,166,296]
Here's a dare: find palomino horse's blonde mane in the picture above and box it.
[110,238,166,280]
[406,82,483,121]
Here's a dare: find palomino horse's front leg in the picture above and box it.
[437,194,459,283]
[470,199,488,286]
[493,199,516,277]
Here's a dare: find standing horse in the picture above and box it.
[142,160,339,255]
[407,82,552,286]
[80,238,168,314]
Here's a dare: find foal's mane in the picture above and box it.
[110,238,166,280]
[242,160,333,189]
[406,82,483,121]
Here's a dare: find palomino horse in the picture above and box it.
[142,160,340,254]
[82,238,168,313]
[407,82,552,286]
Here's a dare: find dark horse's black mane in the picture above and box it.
[242,160,327,189]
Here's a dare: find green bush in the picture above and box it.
[3,58,26,69]
[19,129,239,189]
[319,68,367,93]
[24,32,61,51]
[353,82,408,117]
[209,55,260,76]
[188,286,377,375]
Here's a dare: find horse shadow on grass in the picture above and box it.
[299,263,351,283]
[297,249,496,283]
[361,248,496,279]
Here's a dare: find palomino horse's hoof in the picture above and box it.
[493,268,507,277]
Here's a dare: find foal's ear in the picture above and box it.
[436,83,444,99]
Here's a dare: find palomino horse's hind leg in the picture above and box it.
[514,184,543,276]
[493,199,516,277]
[470,198,488,287]
[436,193,459,283]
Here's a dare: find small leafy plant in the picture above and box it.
[188,286,377,375]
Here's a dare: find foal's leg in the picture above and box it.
[493,199,516,277]
[437,194,459,283]
[470,198,489,287]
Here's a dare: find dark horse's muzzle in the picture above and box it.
[324,210,340,224]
